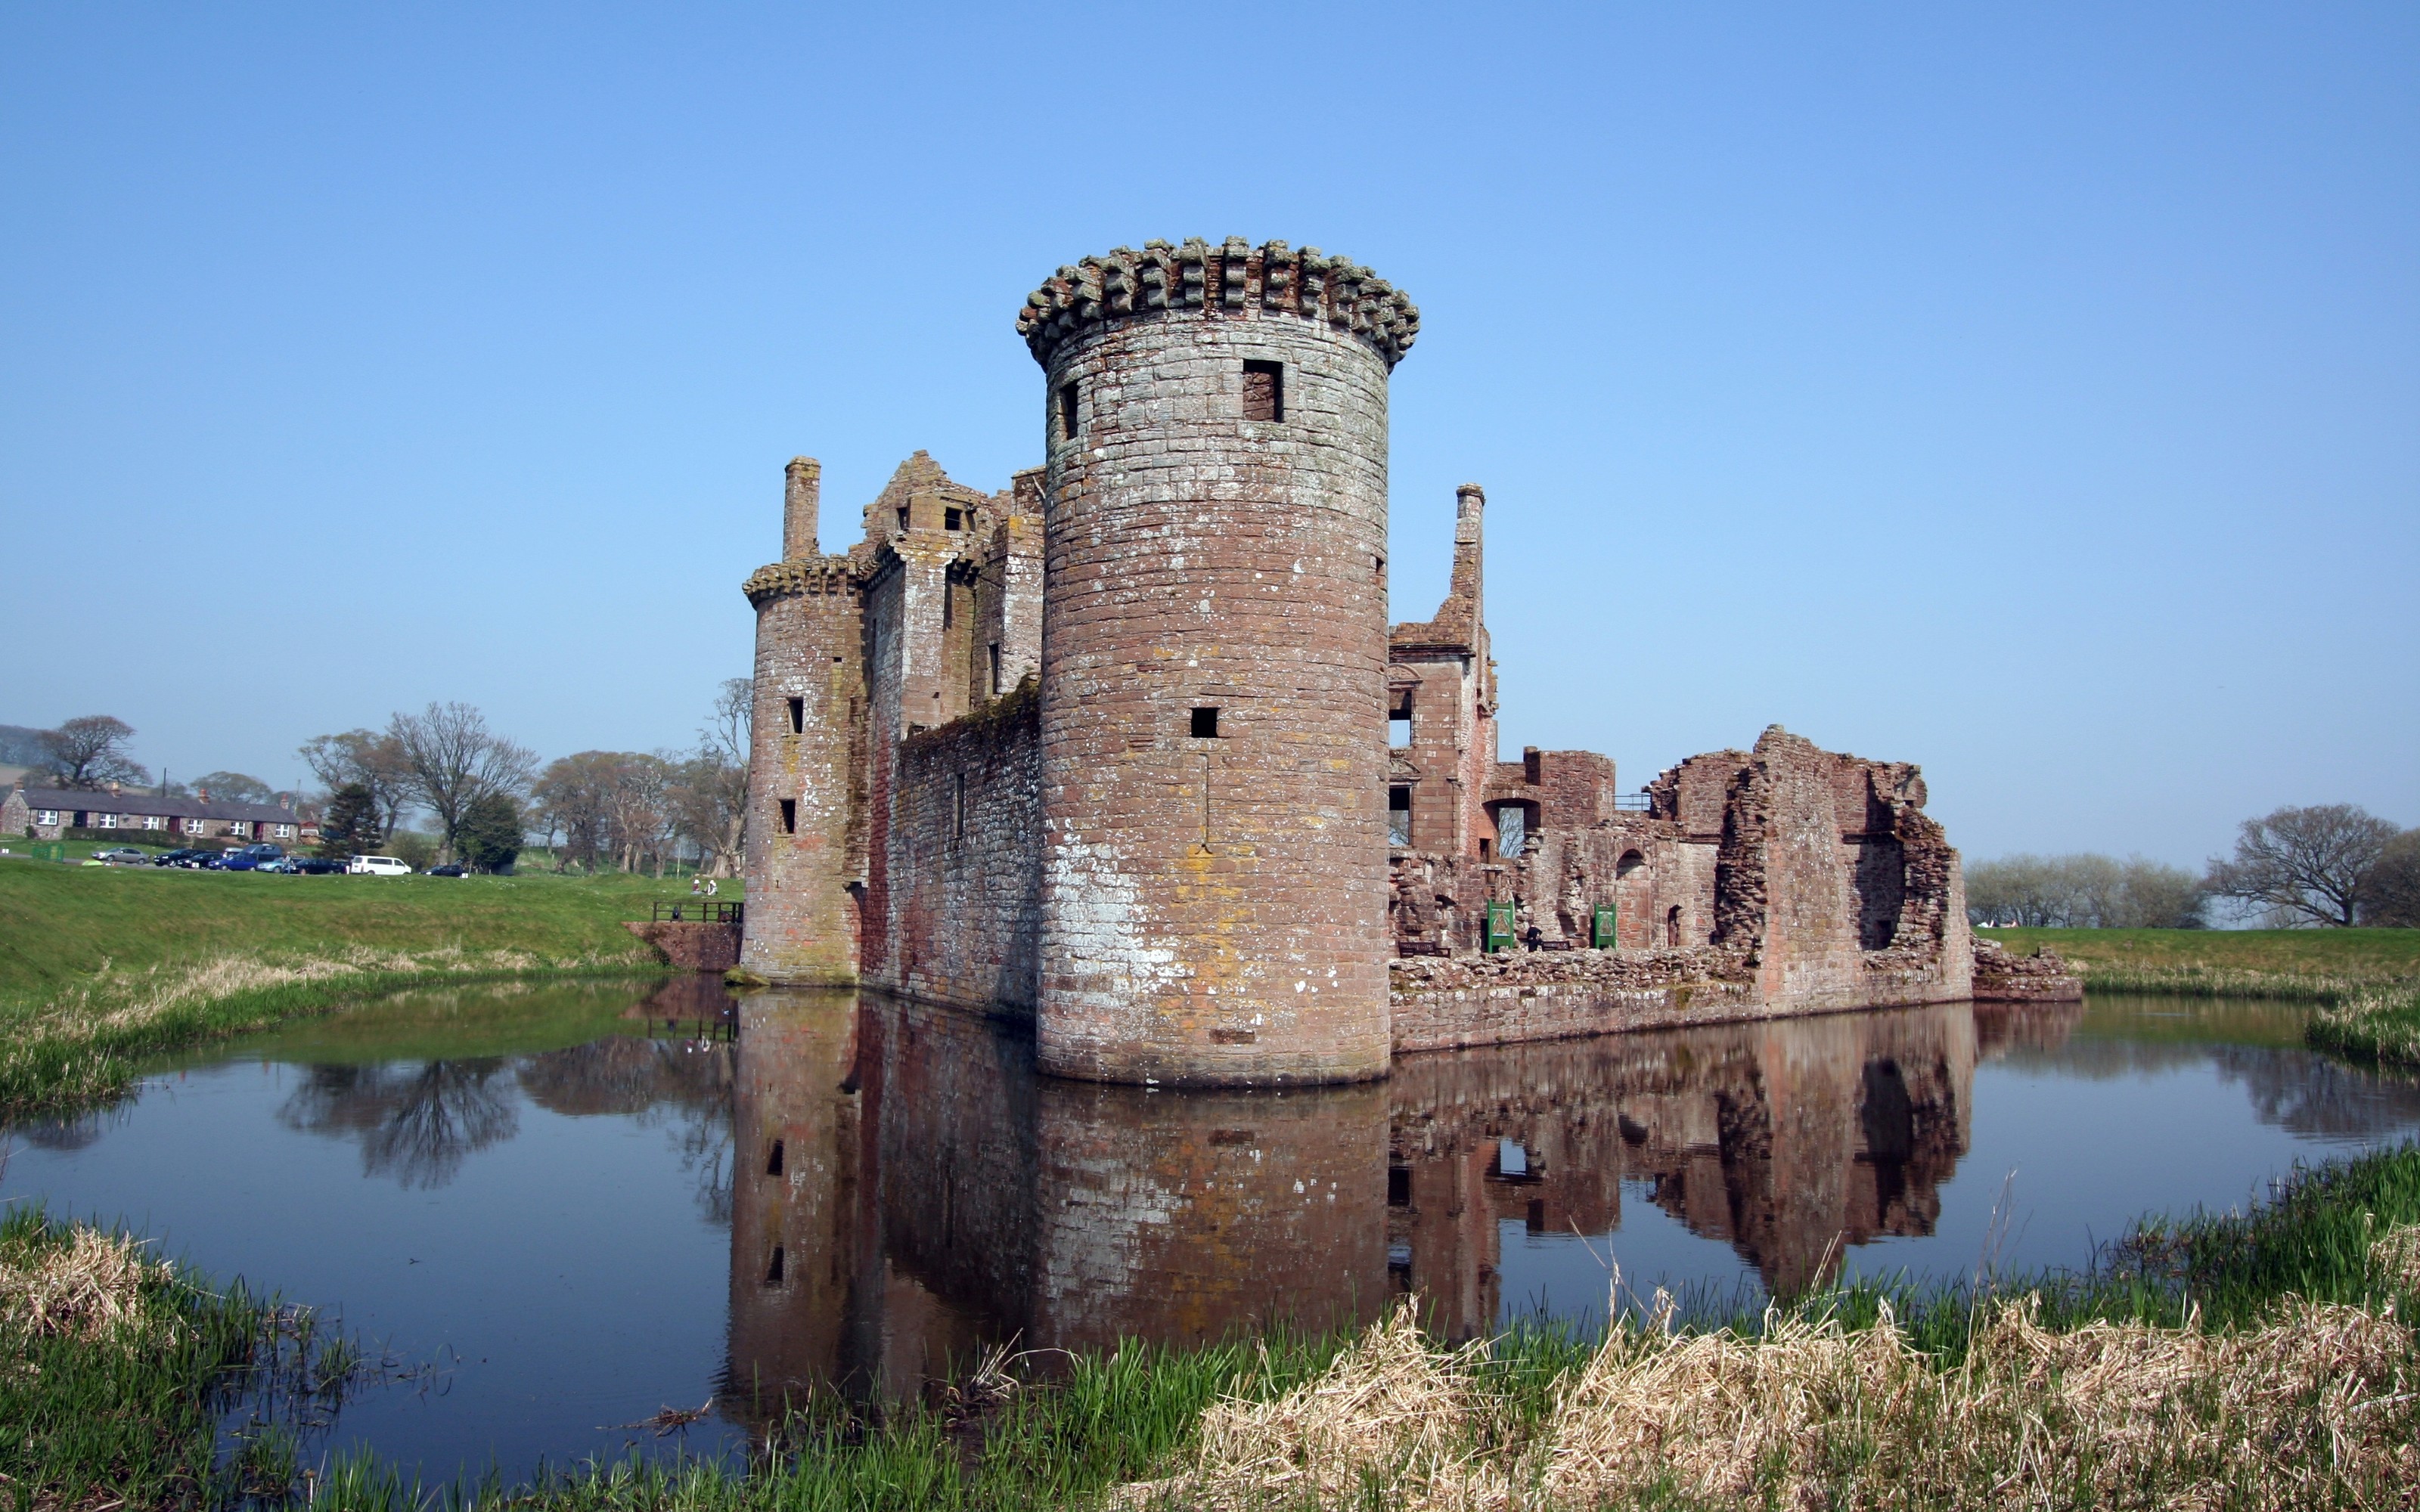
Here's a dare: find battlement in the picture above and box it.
[1016,237,1420,370]
[742,557,856,608]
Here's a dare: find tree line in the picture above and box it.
[299,679,752,875]
[9,681,753,878]
[1969,802,2419,930]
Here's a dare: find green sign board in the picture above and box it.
[1485,901,1518,953]
[1592,903,1618,950]
[29,841,66,863]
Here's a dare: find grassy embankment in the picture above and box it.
[26,1140,2409,1511]
[0,854,713,1117]
[1996,927,2420,1072]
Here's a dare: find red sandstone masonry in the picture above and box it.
[1032,240,1404,1087]
[880,680,1044,1015]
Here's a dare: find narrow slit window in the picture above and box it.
[778,798,797,835]
[988,643,1002,695]
[953,773,966,838]
[787,696,805,734]
[1058,382,1080,441]
[942,586,954,628]
[766,1139,784,1176]
[1190,706,1220,739]
[764,1245,785,1287]
[1243,360,1283,422]
[896,506,910,532]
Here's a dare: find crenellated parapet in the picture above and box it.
[743,556,856,609]
[1016,237,1419,370]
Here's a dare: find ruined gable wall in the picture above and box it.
[1720,728,1863,1004]
[883,680,1044,1015]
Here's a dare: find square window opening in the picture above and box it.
[777,798,797,835]
[1190,706,1220,739]
[945,507,963,531]
[1388,786,1413,847]
[1243,360,1283,422]
[1058,382,1081,441]
[787,696,805,734]
[1389,714,1412,749]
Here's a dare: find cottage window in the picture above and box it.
[1243,360,1283,422]
[276,825,294,838]
[144,815,166,830]
[35,810,57,826]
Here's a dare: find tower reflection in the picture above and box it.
[723,991,1987,1429]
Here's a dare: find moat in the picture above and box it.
[5,978,2417,1487]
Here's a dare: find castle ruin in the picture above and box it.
[740,238,1975,1086]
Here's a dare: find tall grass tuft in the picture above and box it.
[2309,984,2420,1069]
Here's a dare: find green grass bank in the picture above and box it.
[1993,925,2420,1001]
[0,856,715,1116]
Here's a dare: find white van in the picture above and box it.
[347,855,414,876]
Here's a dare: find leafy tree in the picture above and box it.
[298,730,414,840]
[192,771,275,805]
[2205,804,2399,927]
[318,782,384,860]
[456,792,524,874]
[386,703,536,863]
[2363,829,2420,928]
[39,715,147,789]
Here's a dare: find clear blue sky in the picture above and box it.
[5,3,2413,866]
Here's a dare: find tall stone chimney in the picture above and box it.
[783,457,821,562]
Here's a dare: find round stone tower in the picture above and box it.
[1018,237,1419,1086]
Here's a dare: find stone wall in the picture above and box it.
[874,680,1044,1016]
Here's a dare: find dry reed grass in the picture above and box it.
[0,1225,174,1343]
[1121,1259,2420,1512]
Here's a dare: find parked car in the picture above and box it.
[92,847,150,866]
[347,855,413,876]
[287,857,345,875]
[218,851,259,871]
[256,857,296,874]
[152,848,197,867]
[219,843,285,872]
[154,848,211,869]
[427,864,468,878]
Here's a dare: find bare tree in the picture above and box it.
[298,729,415,838]
[533,751,620,872]
[386,703,538,862]
[667,677,750,878]
[39,715,147,789]
[2205,804,2399,927]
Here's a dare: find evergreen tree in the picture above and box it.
[457,792,524,874]
[318,782,383,859]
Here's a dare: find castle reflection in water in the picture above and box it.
[721,987,2068,1424]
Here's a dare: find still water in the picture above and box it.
[5,978,2418,1486]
